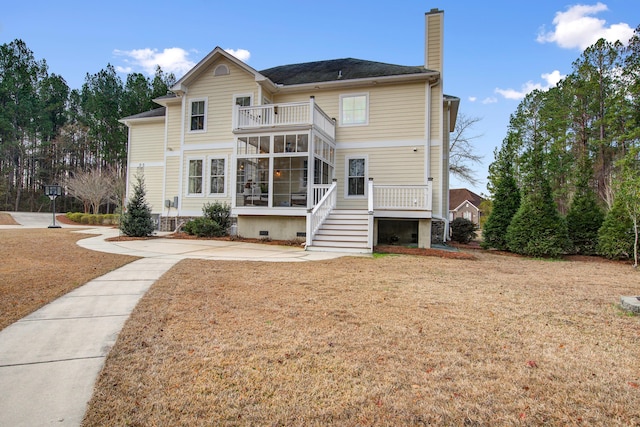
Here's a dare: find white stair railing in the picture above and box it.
[306,180,337,248]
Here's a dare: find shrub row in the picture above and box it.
[65,212,120,225]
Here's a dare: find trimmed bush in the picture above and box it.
[183,217,223,237]
[183,202,231,238]
[80,214,91,224]
[450,218,477,244]
[68,212,84,223]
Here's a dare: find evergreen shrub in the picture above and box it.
[597,200,634,259]
[183,202,231,238]
[450,218,477,243]
[506,189,569,258]
[120,172,155,237]
[566,192,604,255]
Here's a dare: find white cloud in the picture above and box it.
[537,2,634,50]
[113,47,196,77]
[224,48,251,62]
[482,97,498,104]
[468,96,477,102]
[495,70,566,100]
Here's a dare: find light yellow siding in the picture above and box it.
[180,149,234,215]
[430,146,442,215]
[164,155,180,205]
[128,121,165,164]
[130,165,164,214]
[274,82,427,142]
[335,146,425,210]
[425,11,443,72]
[184,60,257,145]
[166,104,181,151]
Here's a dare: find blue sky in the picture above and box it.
[2,1,638,195]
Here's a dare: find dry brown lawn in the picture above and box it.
[84,252,640,426]
[0,213,19,226]
[0,229,138,330]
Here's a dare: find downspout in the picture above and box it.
[442,99,452,243]
[425,78,439,182]
[124,124,132,215]
[177,91,186,216]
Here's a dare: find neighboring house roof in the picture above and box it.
[449,188,485,211]
[260,58,434,85]
[119,107,166,123]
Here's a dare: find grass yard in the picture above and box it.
[83,252,640,426]
[0,229,138,330]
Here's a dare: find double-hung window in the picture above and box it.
[190,99,206,131]
[346,156,367,197]
[210,158,226,195]
[340,93,368,126]
[188,159,203,195]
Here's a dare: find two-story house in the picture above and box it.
[120,9,459,253]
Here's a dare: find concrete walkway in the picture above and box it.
[0,212,357,426]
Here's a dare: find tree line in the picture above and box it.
[0,39,175,213]
[482,26,640,266]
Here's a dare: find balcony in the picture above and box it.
[370,180,433,218]
[233,99,335,139]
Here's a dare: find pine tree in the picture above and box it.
[120,170,155,237]
[481,173,520,250]
[505,144,569,258]
[566,160,604,255]
[482,135,521,250]
[597,198,634,260]
[506,180,569,258]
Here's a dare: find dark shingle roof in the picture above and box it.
[121,107,166,121]
[260,58,433,85]
[449,188,485,211]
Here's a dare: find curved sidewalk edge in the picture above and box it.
[0,257,179,426]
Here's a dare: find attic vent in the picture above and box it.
[214,64,230,76]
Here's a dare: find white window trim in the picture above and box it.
[339,92,369,127]
[208,155,228,197]
[188,97,208,133]
[233,93,253,107]
[344,155,368,199]
[186,157,205,197]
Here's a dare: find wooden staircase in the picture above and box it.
[306,209,371,253]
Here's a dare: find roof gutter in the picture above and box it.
[273,71,440,93]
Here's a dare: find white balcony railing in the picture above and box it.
[372,183,432,211]
[233,99,335,138]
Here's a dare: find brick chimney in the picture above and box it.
[425,8,444,73]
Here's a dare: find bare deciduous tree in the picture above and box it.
[449,114,484,186]
[66,167,121,214]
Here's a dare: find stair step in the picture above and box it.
[314,234,367,243]
[311,240,370,248]
[316,228,368,236]
[327,214,369,221]
[306,245,372,254]
[322,221,368,229]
